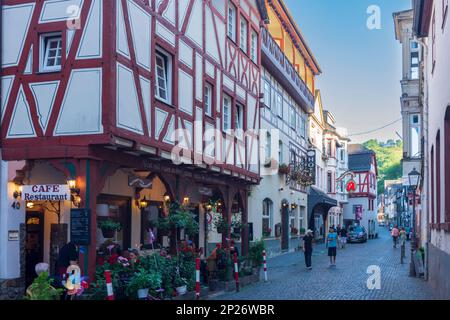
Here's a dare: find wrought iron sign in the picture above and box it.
[286,149,316,187]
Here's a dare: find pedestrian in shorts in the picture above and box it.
[326,227,338,267]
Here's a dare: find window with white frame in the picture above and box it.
[40,33,62,72]
[155,50,172,104]
[410,114,421,158]
[228,2,237,42]
[250,29,258,63]
[204,83,213,117]
[262,198,273,237]
[265,131,271,162]
[279,140,283,164]
[264,79,271,108]
[410,41,420,80]
[235,103,244,130]
[240,16,248,53]
[223,94,232,131]
[276,93,283,118]
[289,106,296,129]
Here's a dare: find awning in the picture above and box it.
[308,186,338,207]
[307,186,338,221]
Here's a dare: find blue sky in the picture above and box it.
[285,0,412,143]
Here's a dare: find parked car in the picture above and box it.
[348,226,368,243]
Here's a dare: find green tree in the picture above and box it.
[363,139,403,194]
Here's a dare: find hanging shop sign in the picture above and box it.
[22,184,70,201]
[346,179,357,193]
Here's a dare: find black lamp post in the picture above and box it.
[408,168,420,277]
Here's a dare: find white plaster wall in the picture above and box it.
[0,158,25,279]
[344,197,378,234]
[425,2,450,255]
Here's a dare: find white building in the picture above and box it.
[307,91,350,240]
[247,0,321,257]
[413,0,450,299]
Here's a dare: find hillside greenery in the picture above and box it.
[362,139,403,194]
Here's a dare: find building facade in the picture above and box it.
[413,0,450,299]
[307,91,350,240]
[344,144,378,238]
[248,0,320,257]
[0,0,265,294]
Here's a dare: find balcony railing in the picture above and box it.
[261,28,314,113]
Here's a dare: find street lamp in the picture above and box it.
[408,167,420,277]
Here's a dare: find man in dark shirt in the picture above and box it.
[302,230,314,270]
[56,242,79,276]
[339,227,348,249]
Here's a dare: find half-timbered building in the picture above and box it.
[0,0,265,290]
[344,144,379,238]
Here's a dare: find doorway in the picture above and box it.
[97,194,132,251]
[25,211,44,287]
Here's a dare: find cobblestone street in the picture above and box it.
[211,228,434,300]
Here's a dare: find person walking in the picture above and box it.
[339,226,347,249]
[391,225,400,248]
[326,227,338,267]
[405,226,410,241]
[302,229,314,270]
[399,227,407,263]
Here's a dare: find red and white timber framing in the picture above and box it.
[1,0,263,184]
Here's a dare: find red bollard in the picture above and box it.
[195,258,201,299]
[234,252,239,292]
[104,270,114,300]
[263,250,268,282]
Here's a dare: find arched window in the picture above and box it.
[262,198,273,237]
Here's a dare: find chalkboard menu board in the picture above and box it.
[70,208,91,245]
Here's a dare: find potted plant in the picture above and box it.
[291,227,299,236]
[299,228,306,236]
[173,275,188,295]
[25,272,63,300]
[98,219,121,238]
[214,215,229,234]
[126,268,162,299]
[262,226,272,238]
[278,164,290,175]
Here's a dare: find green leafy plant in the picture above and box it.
[248,240,266,267]
[213,213,229,234]
[157,202,199,236]
[278,163,290,174]
[125,268,162,298]
[25,272,63,300]
[98,219,121,231]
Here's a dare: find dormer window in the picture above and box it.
[40,33,62,72]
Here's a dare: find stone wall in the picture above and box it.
[428,243,450,299]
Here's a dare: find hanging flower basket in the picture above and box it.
[278,164,291,175]
[101,229,116,239]
[98,220,121,239]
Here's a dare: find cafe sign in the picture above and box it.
[22,184,71,201]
